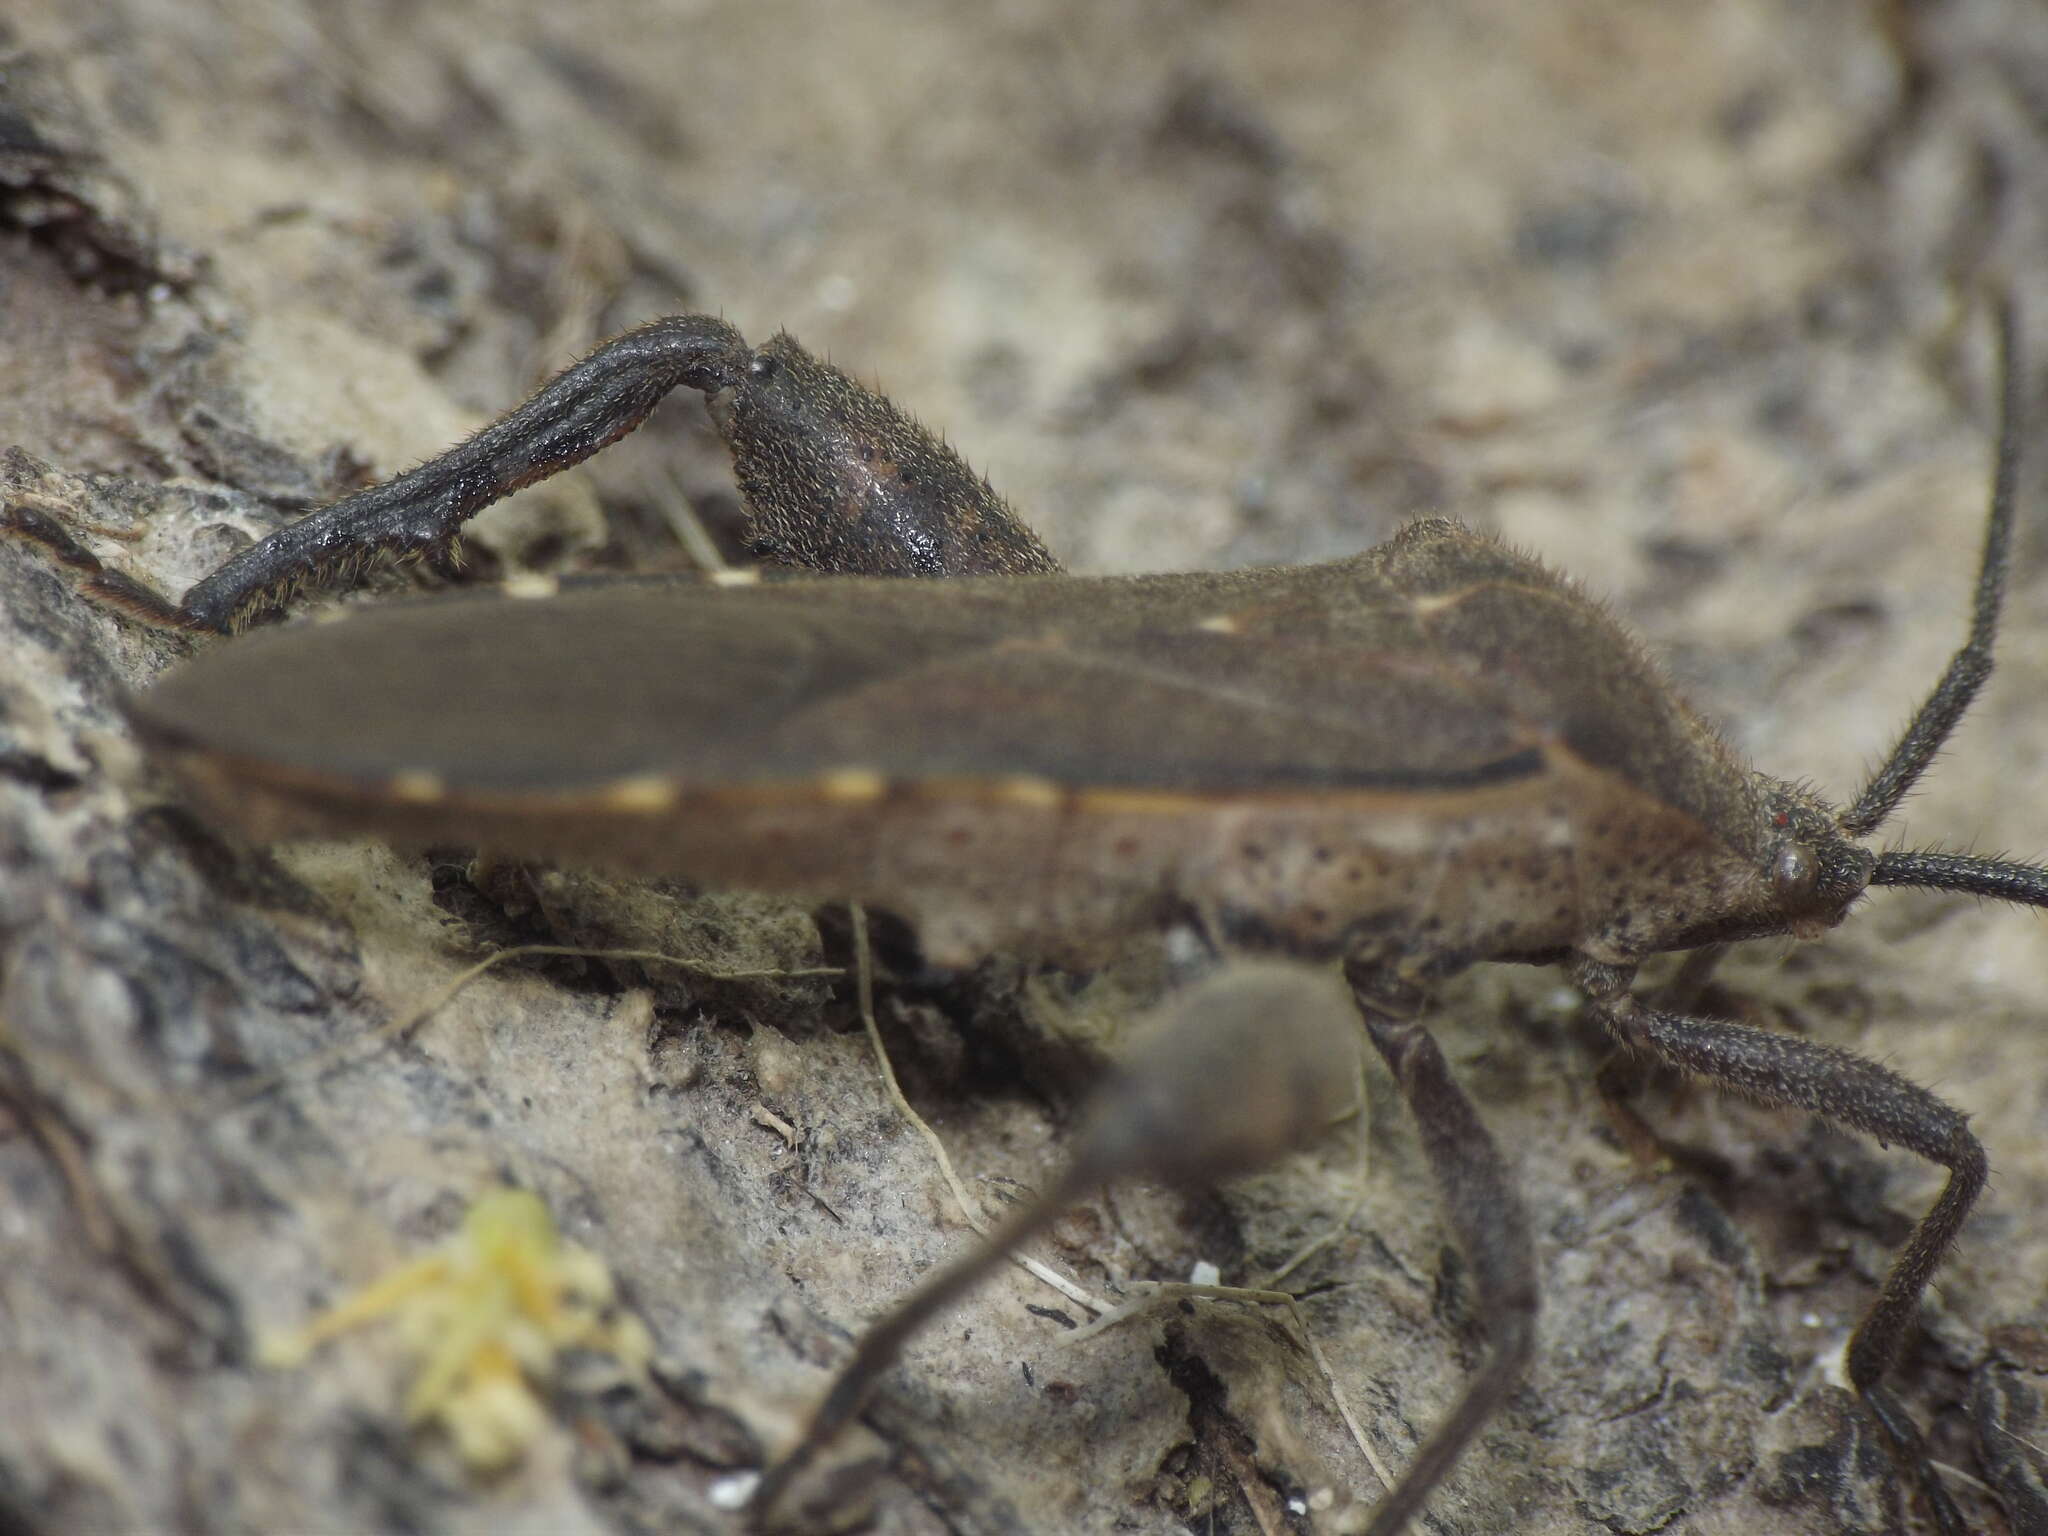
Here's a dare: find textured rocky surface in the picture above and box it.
[2,2,2047,1532]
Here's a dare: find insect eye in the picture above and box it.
[1773,842,1819,902]
[748,352,780,381]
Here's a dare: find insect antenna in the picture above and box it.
[1840,289,2023,837]
[1869,847,2048,906]
[1849,290,2048,911]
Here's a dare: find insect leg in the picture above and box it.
[1575,961,1981,1536]
[1590,944,1737,1167]
[713,332,1061,580]
[1656,941,1730,1013]
[1349,972,1539,1536]
[9,313,1064,630]
[169,315,753,632]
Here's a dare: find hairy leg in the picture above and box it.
[1574,957,1983,1536]
[1349,967,1539,1535]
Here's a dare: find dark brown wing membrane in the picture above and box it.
[129,523,1750,832]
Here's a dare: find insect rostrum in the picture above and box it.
[13,296,2041,1535]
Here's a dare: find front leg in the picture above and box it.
[5,313,1059,632]
[1573,957,1982,1536]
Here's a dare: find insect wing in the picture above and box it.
[131,555,1558,799]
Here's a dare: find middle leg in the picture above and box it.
[1348,966,1539,1536]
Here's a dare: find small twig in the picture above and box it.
[0,1021,117,1253]
[847,904,1102,1315]
[1989,1424,2048,1460]
[214,942,841,1112]
[648,462,732,574]
[750,1103,799,1147]
[1260,1054,1370,1290]
[1927,1457,1997,1496]
[1059,1278,1392,1498]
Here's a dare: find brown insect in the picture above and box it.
[7,297,2038,1534]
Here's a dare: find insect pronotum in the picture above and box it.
[7,293,2039,1535]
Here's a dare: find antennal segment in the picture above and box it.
[1870,847,2048,906]
[1841,290,2026,837]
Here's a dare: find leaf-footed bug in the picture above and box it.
[5,293,2041,1534]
